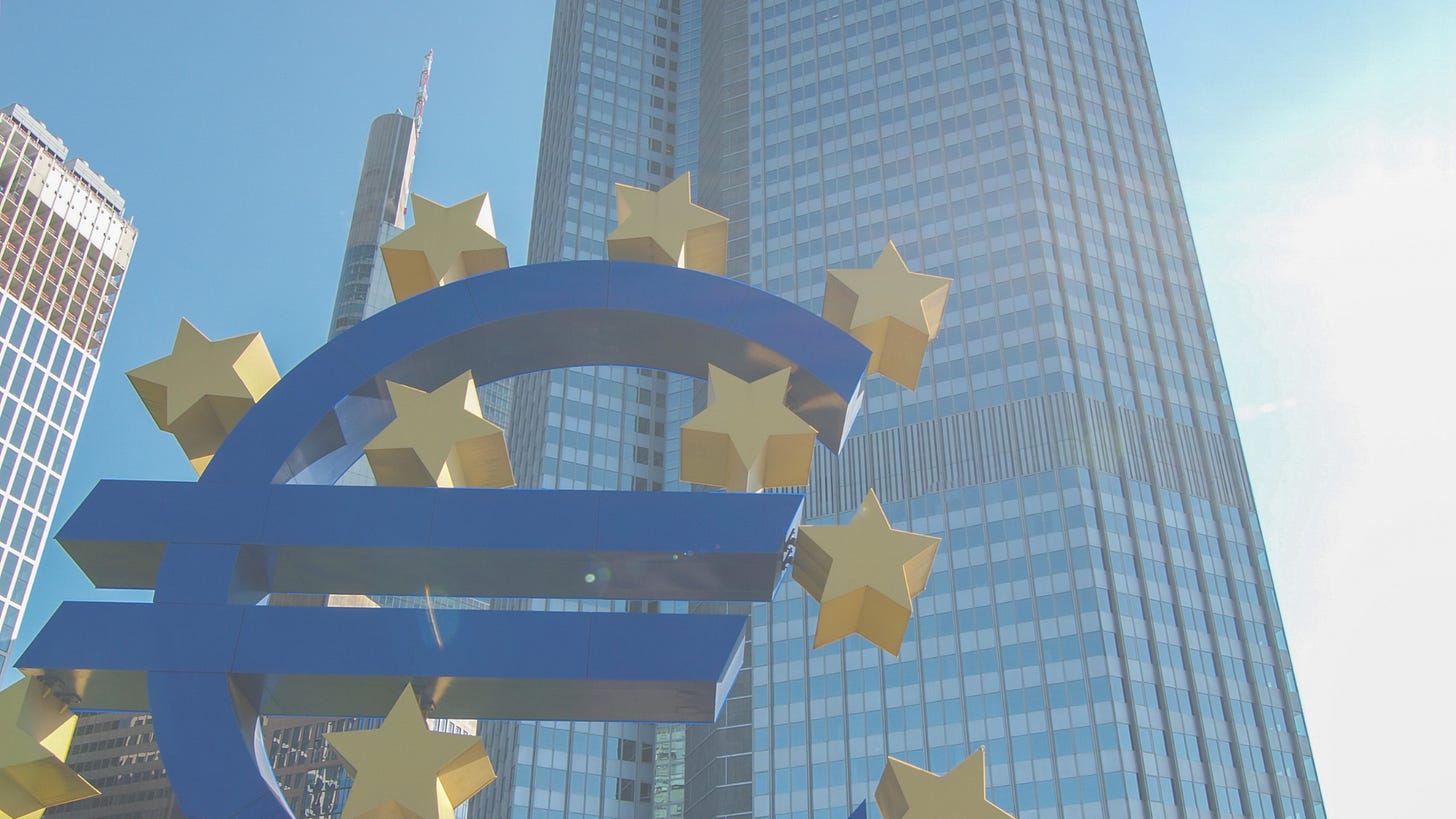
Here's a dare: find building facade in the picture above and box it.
[0,103,135,674]
[328,111,417,338]
[500,1,1326,818]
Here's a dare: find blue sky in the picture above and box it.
[2,1,1452,814]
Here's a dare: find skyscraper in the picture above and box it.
[0,103,135,674]
[503,1,1325,818]
[327,110,419,338]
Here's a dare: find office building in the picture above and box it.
[497,1,1326,818]
[0,103,135,674]
[328,111,419,338]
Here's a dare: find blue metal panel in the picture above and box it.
[464,259,612,319]
[604,258,753,330]
[848,801,867,819]
[57,481,799,600]
[260,482,437,549]
[147,671,291,817]
[56,478,269,547]
[24,600,244,674]
[583,610,745,682]
[152,542,267,605]
[237,607,598,681]
[428,484,598,547]
[23,602,746,722]
[591,485,802,555]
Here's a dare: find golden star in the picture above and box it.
[792,490,939,655]
[822,242,952,388]
[381,193,509,302]
[875,749,1015,819]
[325,687,495,819]
[607,173,728,274]
[0,678,99,819]
[364,372,515,488]
[680,366,818,492]
[126,319,279,474]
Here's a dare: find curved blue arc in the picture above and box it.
[203,260,869,486]
[140,260,870,818]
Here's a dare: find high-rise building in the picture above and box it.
[327,111,419,338]
[499,1,1326,818]
[0,103,135,674]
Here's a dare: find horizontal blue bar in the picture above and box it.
[21,602,746,724]
[58,481,800,602]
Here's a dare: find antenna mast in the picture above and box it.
[414,49,434,134]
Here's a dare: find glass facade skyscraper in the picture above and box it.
[0,103,135,675]
[328,111,419,338]
[503,1,1325,818]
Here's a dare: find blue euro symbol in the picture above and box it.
[20,261,873,817]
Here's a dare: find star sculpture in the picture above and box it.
[0,678,99,819]
[364,372,515,488]
[792,489,939,655]
[875,749,1015,819]
[679,366,818,493]
[381,192,509,302]
[822,241,952,388]
[606,172,729,274]
[126,318,279,474]
[325,687,495,819]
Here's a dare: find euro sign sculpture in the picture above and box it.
[18,260,877,816]
[13,163,1023,819]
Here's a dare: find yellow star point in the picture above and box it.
[823,241,952,388]
[680,366,818,492]
[325,687,495,819]
[0,678,99,819]
[364,372,515,488]
[607,173,728,274]
[125,318,279,474]
[875,749,1015,819]
[381,193,509,302]
[792,490,939,655]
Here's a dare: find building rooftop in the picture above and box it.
[3,103,126,213]
[2,102,67,159]
[62,157,125,212]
